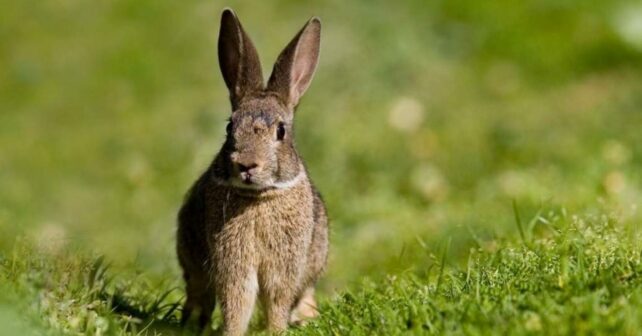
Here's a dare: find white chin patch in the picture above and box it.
[270,171,306,189]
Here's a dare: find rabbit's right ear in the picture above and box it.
[218,9,264,109]
[267,18,321,110]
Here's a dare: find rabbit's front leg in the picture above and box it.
[216,269,258,336]
[259,265,302,332]
[262,287,298,332]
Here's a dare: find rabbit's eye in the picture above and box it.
[276,122,286,141]
[226,121,233,134]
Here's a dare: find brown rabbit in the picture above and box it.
[176,8,329,335]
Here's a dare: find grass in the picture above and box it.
[2,0,642,334]
[301,209,642,335]
[4,206,642,334]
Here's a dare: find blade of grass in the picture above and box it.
[436,237,451,292]
[512,200,527,244]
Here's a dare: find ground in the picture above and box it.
[2,0,642,334]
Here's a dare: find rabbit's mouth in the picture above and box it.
[228,173,271,190]
[238,172,269,188]
[239,172,254,184]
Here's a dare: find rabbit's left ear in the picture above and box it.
[267,18,321,109]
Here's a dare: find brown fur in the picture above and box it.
[176,8,328,335]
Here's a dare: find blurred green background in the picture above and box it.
[2,0,642,330]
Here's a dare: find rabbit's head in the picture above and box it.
[213,9,320,190]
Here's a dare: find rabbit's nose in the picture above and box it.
[237,162,258,173]
[231,152,264,175]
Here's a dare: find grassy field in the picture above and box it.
[2,0,642,334]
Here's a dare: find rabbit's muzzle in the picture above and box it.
[230,151,267,185]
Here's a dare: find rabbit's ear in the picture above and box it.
[218,9,264,108]
[267,18,321,109]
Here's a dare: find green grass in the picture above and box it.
[301,209,642,335]
[2,0,642,334]
[4,207,642,334]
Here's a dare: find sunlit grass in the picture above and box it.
[301,209,642,335]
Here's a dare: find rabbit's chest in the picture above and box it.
[245,198,313,246]
[210,193,314,261]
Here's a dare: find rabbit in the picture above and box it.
[176,8,329,336]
